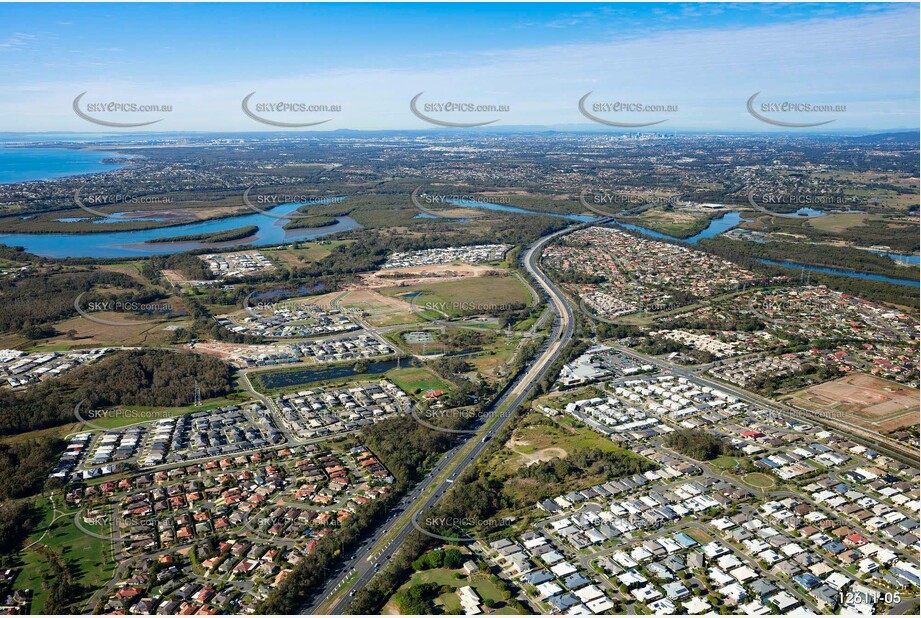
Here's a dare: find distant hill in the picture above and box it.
[846,131,920,145]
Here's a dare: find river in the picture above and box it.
[447,200,917,287]
[755,259,919,288]
[449,198,596,222]
[616,211,743,243]
[1,159,915,285]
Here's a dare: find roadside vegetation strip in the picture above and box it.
[366,350,535,555]
[342,238,577,611]
[366,431,481,557]
[512,270,541,307]
[336,569,360,591]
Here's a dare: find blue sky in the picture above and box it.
[0,2,917,131]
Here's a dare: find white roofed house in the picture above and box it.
[457,585,482,615]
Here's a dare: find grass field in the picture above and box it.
[339,289,421,327]
[390,567,520,615]
[386,329,524,383]
[29,289,193,349]
[0,421,84,445]
[516,413,621,455]
[380,274,531,319]
[684,527,712,545]
[265,240,354,266]
[805,213,871,233]
[13,495,116,614]
[484,411,656,508]
[386,367,454,396]
[491,411,624,478]
[742,472,776,489]
[467,335,523,380]
[38,313,188,349]
[96,261,149,282]
[752,210,919,253]
[625,207,717,238]
[710,455,742,472]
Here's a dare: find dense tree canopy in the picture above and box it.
[0,349,233,436]
[665,429,736,461]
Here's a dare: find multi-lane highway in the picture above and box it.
[305,214,919,614]
[303,222,589,615]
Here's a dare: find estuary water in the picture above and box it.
[1,146,914,286]
[0,146,126,183]
[0,201,361,258]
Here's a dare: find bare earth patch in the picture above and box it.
[787,373,920,431]
[337,289,420,326]
[161,269,195,284]
[192,341,304,368]
[47,314,179,347]
[503,436,568,468]
[355,263,500,289]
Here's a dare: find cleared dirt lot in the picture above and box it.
[43,313,187,347]
[336,289,421,326]
[355,263,501,289]
[191,341,297,367]
[504,436,568,468]
[788,373,920,431]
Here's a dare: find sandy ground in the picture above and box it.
[504,436,568,468]
[336,289,420,326]
[342,289,412,311]
[354,263,501,289]
[162,269,194,284]
[789,372,919,431]
[191,340,300,367]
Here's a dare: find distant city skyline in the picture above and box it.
[0,2,918,132]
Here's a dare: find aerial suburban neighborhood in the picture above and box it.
[0,3,918,616]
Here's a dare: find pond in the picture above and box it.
[255,358,403,390]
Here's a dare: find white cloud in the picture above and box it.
[0,6,916,131]
[0,32,37,51]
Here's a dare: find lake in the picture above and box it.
[0,147,126,183]
[255,358,402,390]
